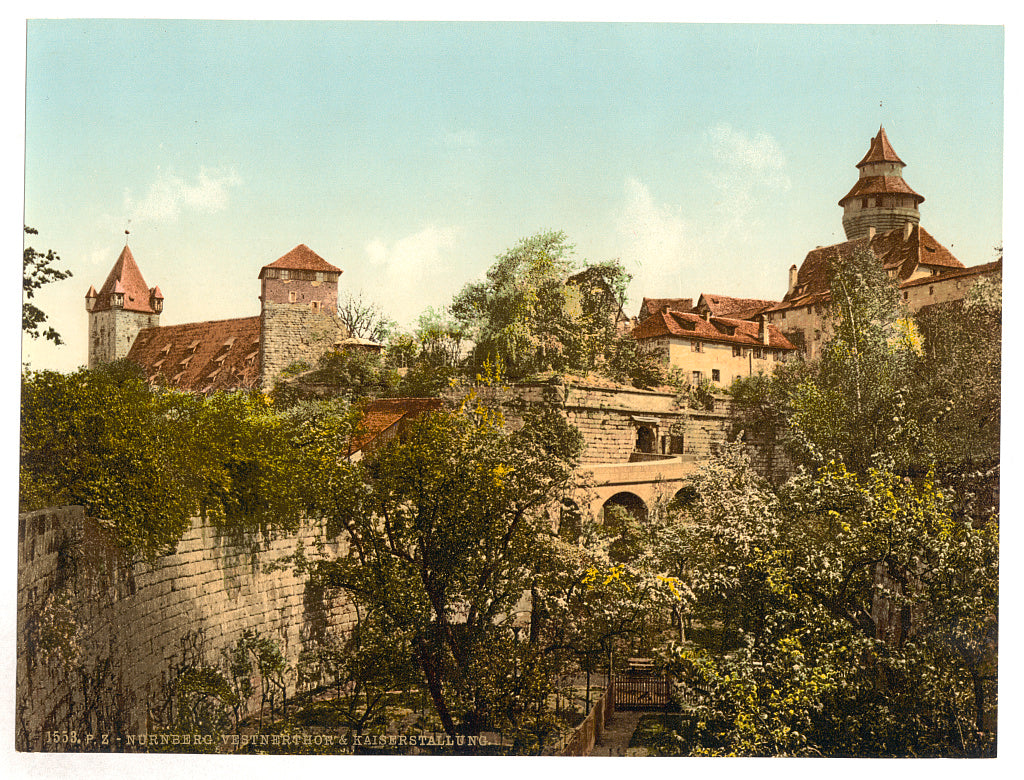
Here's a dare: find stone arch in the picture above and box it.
[635,425,657,454]
[669,484,699,511]
[602,491,648,526]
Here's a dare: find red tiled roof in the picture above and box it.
[349,397,444,455]
[695,293,778,319]
[126,316,262,393]
[259,244,342,277]
[856,126,905,168]
[900,259,1001,289]
[633,310,796,351]
[839,175,924,206]
[90,245,159,313]
[778,224,964,309]
[638,297,693,320]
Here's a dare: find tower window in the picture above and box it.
[289,291,298,303]
[311,301,322,313]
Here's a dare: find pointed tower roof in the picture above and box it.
[258,244,342,277]
[91,245,160,313]
[856,126,906,168]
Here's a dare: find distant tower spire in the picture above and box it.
[838,126,924,241]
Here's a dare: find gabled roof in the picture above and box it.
[90,245,159,313]
[259,244,342,277]
[857,126,906,168]
[638,297,693,320]
[126,316,262,394]
[778,223,964,309]
[695,293,778,320]
[349,397,445,456]
[633,310,797,351]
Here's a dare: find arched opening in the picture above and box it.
[635,426,656,454]
[669,485,699,512]
[602,491,648,526]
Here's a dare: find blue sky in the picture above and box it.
[20,20,1004,373]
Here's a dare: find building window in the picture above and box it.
[712,369,720,382]
[310,301,322,313]
[691,340,703,352]
[288,291,298,303]
[280,270,290,280]
[692,370,702,385]
[732,345,743,357]
[929,285,934,296]
[903,291,909,300]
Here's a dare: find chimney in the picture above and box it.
[904,221,914,241]
[787,264,798,296]
[760,316,770,346]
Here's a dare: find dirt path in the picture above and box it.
[588,710,646,757]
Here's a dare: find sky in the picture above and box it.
[18,19,1005,374]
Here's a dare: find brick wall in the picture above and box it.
[16,507,355,751]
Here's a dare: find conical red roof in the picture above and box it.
[91,245,159,313]
[856,126,906,168]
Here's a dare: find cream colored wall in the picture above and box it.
[651,337,785,386]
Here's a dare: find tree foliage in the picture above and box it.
[23,226,72,344]
[665,446,997,756]
[302,389,584,748]
[20,362,315,558]
[451,231,653,386]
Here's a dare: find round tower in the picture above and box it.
[839,126,924,241]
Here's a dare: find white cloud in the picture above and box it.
[705,123,790,233]
[363,225,461,325]
[124,167,242,224]
[615,176,697,303]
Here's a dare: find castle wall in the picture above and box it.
[88,309,160,368]
[259,303,349,388]
[16,506,355,751]
[488,380,734,467]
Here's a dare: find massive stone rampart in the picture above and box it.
[16,506,353,751]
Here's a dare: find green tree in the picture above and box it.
[662,446,997,757]
[23,226,72,344]
[271,348,399,407]
[452,231,651,385]
[303,393,584,747]
[21,362,308,558]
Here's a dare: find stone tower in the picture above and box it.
[85,245,163,368]
[839,126,924,241]
[257,244,349,388]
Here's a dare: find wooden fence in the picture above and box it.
[556,682,616,756]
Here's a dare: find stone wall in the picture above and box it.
[16,506,354,751]
[488,379,734,466]
[259,303,349,389]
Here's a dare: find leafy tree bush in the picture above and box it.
[302,391,585,748]
[23,225,72,344]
